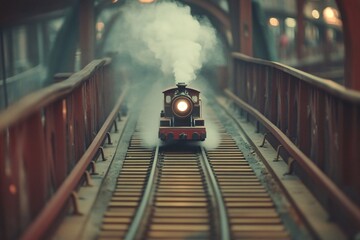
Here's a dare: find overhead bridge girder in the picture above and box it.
[0,0,75,27]
[182,0,232,47]
[336,0,360,90]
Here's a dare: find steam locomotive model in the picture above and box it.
[159,83,206,141]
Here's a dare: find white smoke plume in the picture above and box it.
[137,81,163,148]
[107,1,217,84]
[103,1,223,148]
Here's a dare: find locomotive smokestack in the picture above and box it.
[176,82,187,93]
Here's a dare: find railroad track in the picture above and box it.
[143,146,226,239]
[205,130,290,239]
[98,125,290,239]
[98,133,156,239]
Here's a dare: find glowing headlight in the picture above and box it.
[172,96,193,118]
[177,101,188,112]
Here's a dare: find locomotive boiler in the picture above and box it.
[159,82,206,141]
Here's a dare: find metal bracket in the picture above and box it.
[273,145,283,162]
[83,170,93,187]
[106,132,112,145]
[89,161,97,175]
[284,157,295,175]
[256,121,260,133]
[70,191,83,215]
[113,120,118,132]
[259,133,268,147]
[99,146,106,161]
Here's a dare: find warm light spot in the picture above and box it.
[177,101,188,112]
[285,18,296,28]
[139,0,155,3]
[62,100,67,120]
[311,9,320,19]
[112,0,118,3]
[269,17,279,27]
[323,7,335,19]
[9,184,17,194]
[323,7,341,26]
[96,22,105,32]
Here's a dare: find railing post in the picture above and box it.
[287,79,297,141]
[230,53,360,235]
[0,59,121,239]
[297,82,310,155]
[24,113,49,220]
[79,0,95,68]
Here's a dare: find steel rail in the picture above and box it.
[225,89,360,230]
[20,85,128,240]
[200,147,231,240]
[124,144,160,240]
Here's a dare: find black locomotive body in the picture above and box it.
[159,82,206,141]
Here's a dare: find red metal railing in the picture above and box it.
[227,52,360,235]
[0,58,125,240]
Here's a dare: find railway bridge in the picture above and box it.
[0,0,359,239]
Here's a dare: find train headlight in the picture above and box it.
[172,97,193,118]
[177,101,188,112]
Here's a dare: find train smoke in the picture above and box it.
[104,1,223,148]
[138,81,163,148]
[106,1,217,84]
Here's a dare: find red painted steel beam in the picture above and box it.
[20,86,128,240]
[296,0,305,60]
[238,0,252,56]
[0,59,109,131]
[225,88,360,231]
[0,59,113,239]
[232,53,360,101]
[183,0,231,30]
[183,0,232,46]
[228,0,252,55]
[80,0,95,68]
[230,52,360,235]
[336,0,360,90]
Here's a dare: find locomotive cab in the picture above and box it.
[159,83,206,141]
